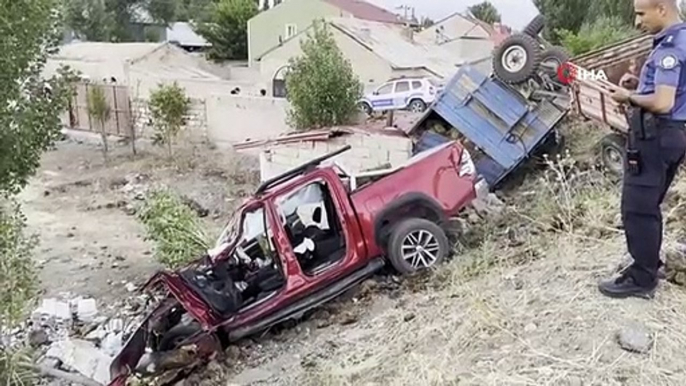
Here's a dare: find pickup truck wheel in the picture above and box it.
[387,218,449,275]
[600,133,626,176]
[158,323,201,351]
[493,34,542,84]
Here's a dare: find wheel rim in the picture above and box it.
[401,230,440,269]
[410,101,424,112]
[603,147,623,173]
[502,45,528,73]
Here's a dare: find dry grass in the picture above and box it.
[269,121,686,386]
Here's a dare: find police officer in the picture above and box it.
[600,0,686,299]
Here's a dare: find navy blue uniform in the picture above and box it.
[622,23,686,288]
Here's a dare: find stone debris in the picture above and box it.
[45,338,113,384]
[616,322,653,354]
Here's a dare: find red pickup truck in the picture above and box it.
[108,141,477,385]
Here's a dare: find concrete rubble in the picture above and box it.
[1,291,154,386]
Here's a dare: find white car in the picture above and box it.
[359,77,443,115]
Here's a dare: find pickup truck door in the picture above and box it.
[271,170,367,279]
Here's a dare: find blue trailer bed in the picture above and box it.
[409,65,569,187]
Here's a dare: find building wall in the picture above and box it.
[248,0,347,65]
[416,14,490,45]
[259,26,394,93]
[258,132,412,181]
[128,44,270,98]
[130,98,208,142]
[205,95,291,145]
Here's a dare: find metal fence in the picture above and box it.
[66,82,133,137]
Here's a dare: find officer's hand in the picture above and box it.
[610,87,632,103]
[619,73,639,90]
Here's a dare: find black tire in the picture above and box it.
[523,15,545,37]
[158,323,201,351]
[600,133,626,176]
[540,46,571,79]
[493,33,542,84]
[360,102,372,116]
[386,218,449,275]
[408,99,427,113]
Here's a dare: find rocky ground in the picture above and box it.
[12,122,686,386]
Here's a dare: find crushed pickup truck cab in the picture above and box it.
[108,141,477,385]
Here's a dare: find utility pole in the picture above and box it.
[395,4,415,23]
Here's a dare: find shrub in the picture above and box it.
[137,189,210,268]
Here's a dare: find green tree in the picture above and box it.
[468,1,501,24]
[1,0,74,381]
[194,0,258,61]
[559,15,639,56]
[64,0,113,41]
[87,85,112,162]
[175,0,213,22]
[284,20,363,131]
[680,0,686,20]
[1,0,75,195]
[149,82,191,157]
[146,0,178,25]
[533,0,593,43]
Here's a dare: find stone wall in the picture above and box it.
[130,98,208,141]
[258,131,412,182]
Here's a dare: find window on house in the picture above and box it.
[285,24,297,39]
[395,81,410,92]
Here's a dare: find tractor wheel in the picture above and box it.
[540,46,572,79]
[523,14,545,37]
[493,33,543,84]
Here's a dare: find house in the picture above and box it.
[43,42,231,99]
[247,0,406,66]
[166,22,211,51]
[415,13,508,66]
[257,17,492,96]
[233,124,413,182]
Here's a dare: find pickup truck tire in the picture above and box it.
[493,34,542,84]
[600,133,626,176]
[386,218,449,275]
[523,15,545,37]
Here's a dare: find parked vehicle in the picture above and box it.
[108,142,477,385]
[359,76,443,115]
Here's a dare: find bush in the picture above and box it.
[285,19,363,131]
[0,199,39,330]
[558,16,638,56]
[148,82,191,157]
[137,189,210,269]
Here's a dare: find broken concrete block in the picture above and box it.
[45,338,112,384]
[76,298,98,323]
[101,332,124,357]
[33,298,72,321]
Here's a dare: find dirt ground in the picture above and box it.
[19,125,686,386]
[19,130,259,301]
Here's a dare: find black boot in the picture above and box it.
[598,273,657,299]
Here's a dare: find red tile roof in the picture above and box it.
[323,0,404,24]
